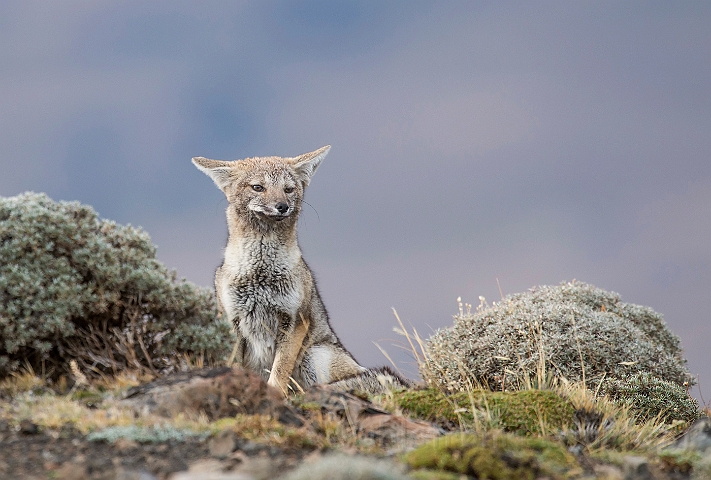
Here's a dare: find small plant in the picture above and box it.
[0,364,47,397]
[422,281,693,393]
[600,372,701,424]
[0,192,234,380]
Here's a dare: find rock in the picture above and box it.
[239,441,265,455]
[358,413,441,449]
[114,437,139,452]
[300,385,442,449]
[668,417,711,454]
[593,464,624,480]
[169,459,254,479]
[114,468,159,480]
[622,456,652,480]
[170,472,254,480]
[301,385,389,420]
[19,419,39,435]
[121,367,301,425]
[208,431,237,458]
[170,457,280,480]
[284,454,410,480]
[53,462,88,480]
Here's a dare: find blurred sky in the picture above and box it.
[2,2,710,399]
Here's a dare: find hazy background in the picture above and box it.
[2,2,709,399]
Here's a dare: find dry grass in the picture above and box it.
[694,374,711,418]
[557,380,680,454]
[0,365,46,397]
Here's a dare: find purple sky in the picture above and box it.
[2,2,709,400]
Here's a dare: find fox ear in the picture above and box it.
[192,157,235,191]
[290,145,330,186]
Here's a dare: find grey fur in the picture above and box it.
[192,146,409,394]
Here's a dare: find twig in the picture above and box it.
[373,341,405,379]
[392,308,421,365]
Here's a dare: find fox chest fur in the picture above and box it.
[217,236,308,370]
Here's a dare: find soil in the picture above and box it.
[0,420,310,479]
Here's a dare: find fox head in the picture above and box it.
[192,145,330,233]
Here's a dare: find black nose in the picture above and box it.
[275,202,289,214]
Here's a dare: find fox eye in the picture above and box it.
[251,185,265,192]
[284,187,295,194]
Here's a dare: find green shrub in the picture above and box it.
[0,192,234,379]
[601,372,700,424]
[422,281,692,393]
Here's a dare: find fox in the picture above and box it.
[192,146,408,395]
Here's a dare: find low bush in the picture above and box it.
[601,372,700,424]
[0,192,234,379]
[422,281,692,393]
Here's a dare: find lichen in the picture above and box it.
[86,425,208,443]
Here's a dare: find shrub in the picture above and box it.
[0,192,234,379]
[601,372,700,424]
[422,281,692,393]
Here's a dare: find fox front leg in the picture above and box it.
[267,314,310,396]
[227,329,246,367]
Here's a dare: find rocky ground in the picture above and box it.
[1,366,710,480]
[0,367,437,479]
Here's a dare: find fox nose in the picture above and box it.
[275,202,289,214]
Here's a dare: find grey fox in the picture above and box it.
[192,146,408,395]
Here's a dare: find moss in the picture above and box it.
[298,402,323,412]
[405,432,581,480]
[394,388,575,435]
[70,389,104,407]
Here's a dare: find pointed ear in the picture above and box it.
[290,145,330,186]
[192,157,235,191]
